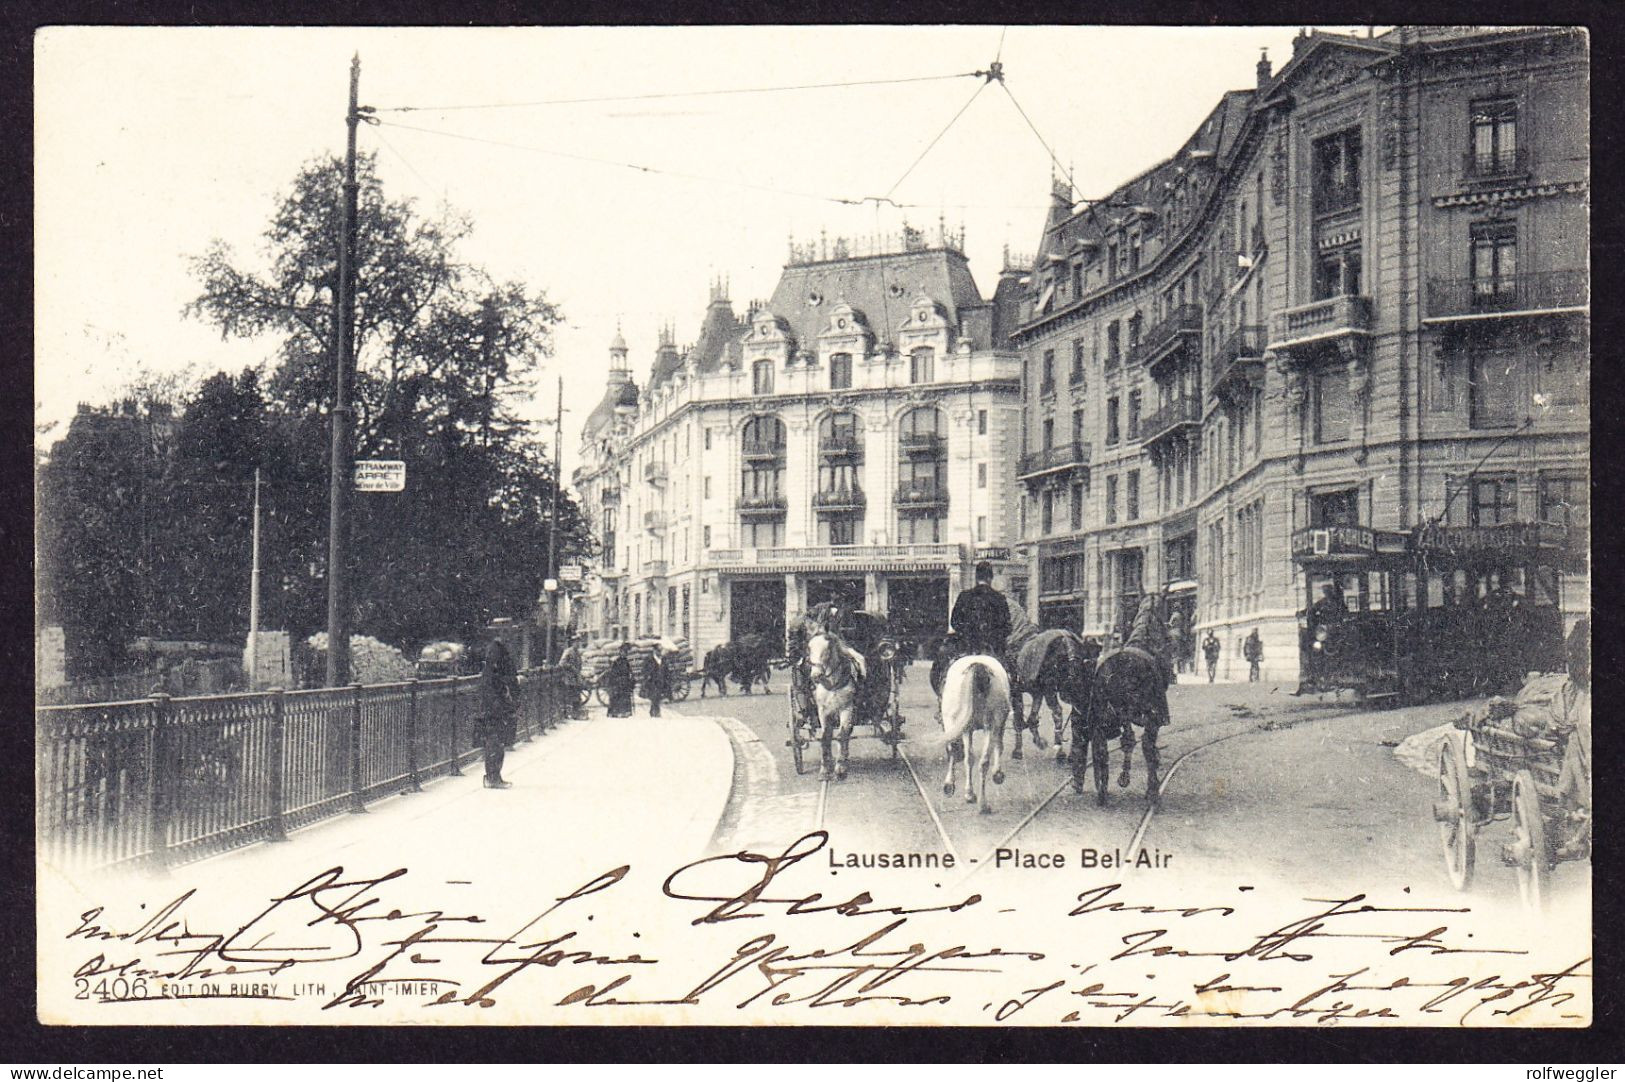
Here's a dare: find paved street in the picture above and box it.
[672,662,1591,908]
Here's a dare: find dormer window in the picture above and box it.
[910,347,935,384]
[752,359,774,395]
[830,352,852,390]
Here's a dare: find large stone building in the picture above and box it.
[573,228,1026,653]
[1009,26,1588,680]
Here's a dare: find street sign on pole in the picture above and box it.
[354,460,406,492]
[559,563,582,583]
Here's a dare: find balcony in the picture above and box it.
[705,543,962,568]
[642,461,668,485]
[1017,441,1091,482]
[741,438,786,462]
[818,433,864,459]
[1139,397,1202,448]
[1424,270,1588,324]
[813,486,866,513]
[643,510,668,533]
[1209,324,1266,399]
[894,479,949,511]
[642,559,668,578]
[737,492,787,519]
[1313,183,1361,217]
[898,432,946,457]
[1462,145,1530,183]
[1132,304,1203,372]
[599,483,621,505]
[1269,294,1374,357]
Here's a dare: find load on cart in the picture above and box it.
[786,604,904,778]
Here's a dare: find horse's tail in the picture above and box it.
[922,658,1008,751]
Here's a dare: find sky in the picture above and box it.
[35,24,1377,474]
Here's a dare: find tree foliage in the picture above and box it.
[39,153,589,677]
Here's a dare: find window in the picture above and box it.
[1314,365,1351,443]
[1312,127,1362,215]
[1468,349,1517,429]
[1313,245,1363,300]
[668,587,677,634]
[1469,98,1519,176]
[977,515,987,542]
[1070,481,1085,529]
[1072,408,1084,446]
[1071,340,1086,385]
[1042,417,1054,449]
[703,525,711,547]
[682,586,691,638]
[1539,474,1588,533]
[1128,390,1141,440]
[1106,321,1121,368]
[742,519,785,547]
[1128,313,1143,356]
[977,463,987,489]
[704,476,712,499]
[1470,477,1517,526]
[1106,397,1121,445]
[1470,221,1518,308]
[1106,475,1119,524]
[822,515,860,546]
[1072,263,1083,298]
[1106,241,1119,280]
[1126,470,1140,520]
[1310,488,1359,528]
[829,352,852,390]
[977,409,988,435]
[752,359,774,395]
[898,513,941,543]
[704,428,712,450]
[910,347,935,384]
[1041,489,1055,534]
[1041,350,1056,395]
[1431,352,1457,411]
[1130,232,1143,272]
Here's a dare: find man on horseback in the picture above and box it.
[950,562,1011,659]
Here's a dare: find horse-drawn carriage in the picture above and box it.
[1434,671,1590,909]
[786,610,905,776]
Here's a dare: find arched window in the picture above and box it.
[752,359,774,395]
[740,416,786,547]
[909,347,935,384]
[816,411,863,493]
[896,406,947,542]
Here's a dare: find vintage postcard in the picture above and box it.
[34,24,1590,1027]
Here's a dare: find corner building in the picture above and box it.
[574,231,1026,654]
[1010,27,1588,680]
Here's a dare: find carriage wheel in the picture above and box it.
[594,683,610,707]
[1434,737,1476,891]
[787,685,807,775]
[576,685,592,710]
[1511,770,1550,911]
[670,676,691,702]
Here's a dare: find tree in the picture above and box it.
[187,153,582,651]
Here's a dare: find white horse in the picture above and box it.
[933,654,1011,815]
[807,631,867,781]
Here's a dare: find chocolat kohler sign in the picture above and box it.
[32,22,1591,1035]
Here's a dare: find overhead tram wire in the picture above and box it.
[880,79,989,203]
[373,70,987,114]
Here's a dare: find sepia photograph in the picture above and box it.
[32,22,1591,1029]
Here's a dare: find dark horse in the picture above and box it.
[1071,594,1172,806]
[1012,629,1100,762]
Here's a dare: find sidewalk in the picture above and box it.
[161,704,735,891]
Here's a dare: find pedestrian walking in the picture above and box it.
[1168,608,1189,674]
[1202,631,1221,683]
[477,638,519,789]
[644,643,671,718]
[1244,629,1263,682]
[604,642,636,718]
[558,636,586,719]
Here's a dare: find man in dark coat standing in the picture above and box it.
[1243,629,1263,682]
[605,642,636,717]
[643,646,670,718]
[949,562,1012,659]
[478,638,520,789]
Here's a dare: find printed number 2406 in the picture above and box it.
[76,977,149,1000]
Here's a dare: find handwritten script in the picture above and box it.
[50,832,1589,1026]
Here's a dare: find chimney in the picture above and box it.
[1257,48,1273,88]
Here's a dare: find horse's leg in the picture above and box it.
[1070,707,1088,795]
[1117,709,1135,789]
[1046,691,1063,756]
[964,730,977,805]
[1010,688,1026,759]
[990,713,1006,788]
[979,729,995,815]
[1142,723,1161,806]
[942,739,956,797]
[834,706,853,781]
[818,707,834,781]
[1091,717,1111,807]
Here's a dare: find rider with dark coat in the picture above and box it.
[949,562,1012,658]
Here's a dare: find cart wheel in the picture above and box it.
[1434,737,1476,891]
[1511,770,1549,911]
[787,686,807,775]
[576,686,592,710]
[670,676,691,702]
[595,683,610,707]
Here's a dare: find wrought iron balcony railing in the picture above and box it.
[642,461,668,485]
[1462,145,1530,181]
[737,492,787,518]
[643,510,668,532]
[813,486,866,512]
[1139,397,1203,447]
[898,432,946,457]
[894,480,949,509]
[643,559,668,577]
[1132,304,1203,370]
[1017,441,1091,480]
[1425,270,1587,321]
[1209,324,1266,398]
[818,433,863,458]
[741,439,787,461]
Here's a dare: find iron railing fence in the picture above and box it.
[37,667,570,873]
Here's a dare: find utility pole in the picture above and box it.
[326,54,363,687]
[545,374,563,665]
[247,467,262,688]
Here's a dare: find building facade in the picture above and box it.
[574,230,1026,654]
[1010,27,1588,680]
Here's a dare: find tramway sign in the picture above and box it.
[354,460,406,492]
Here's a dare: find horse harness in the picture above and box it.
[810,637,858,693]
